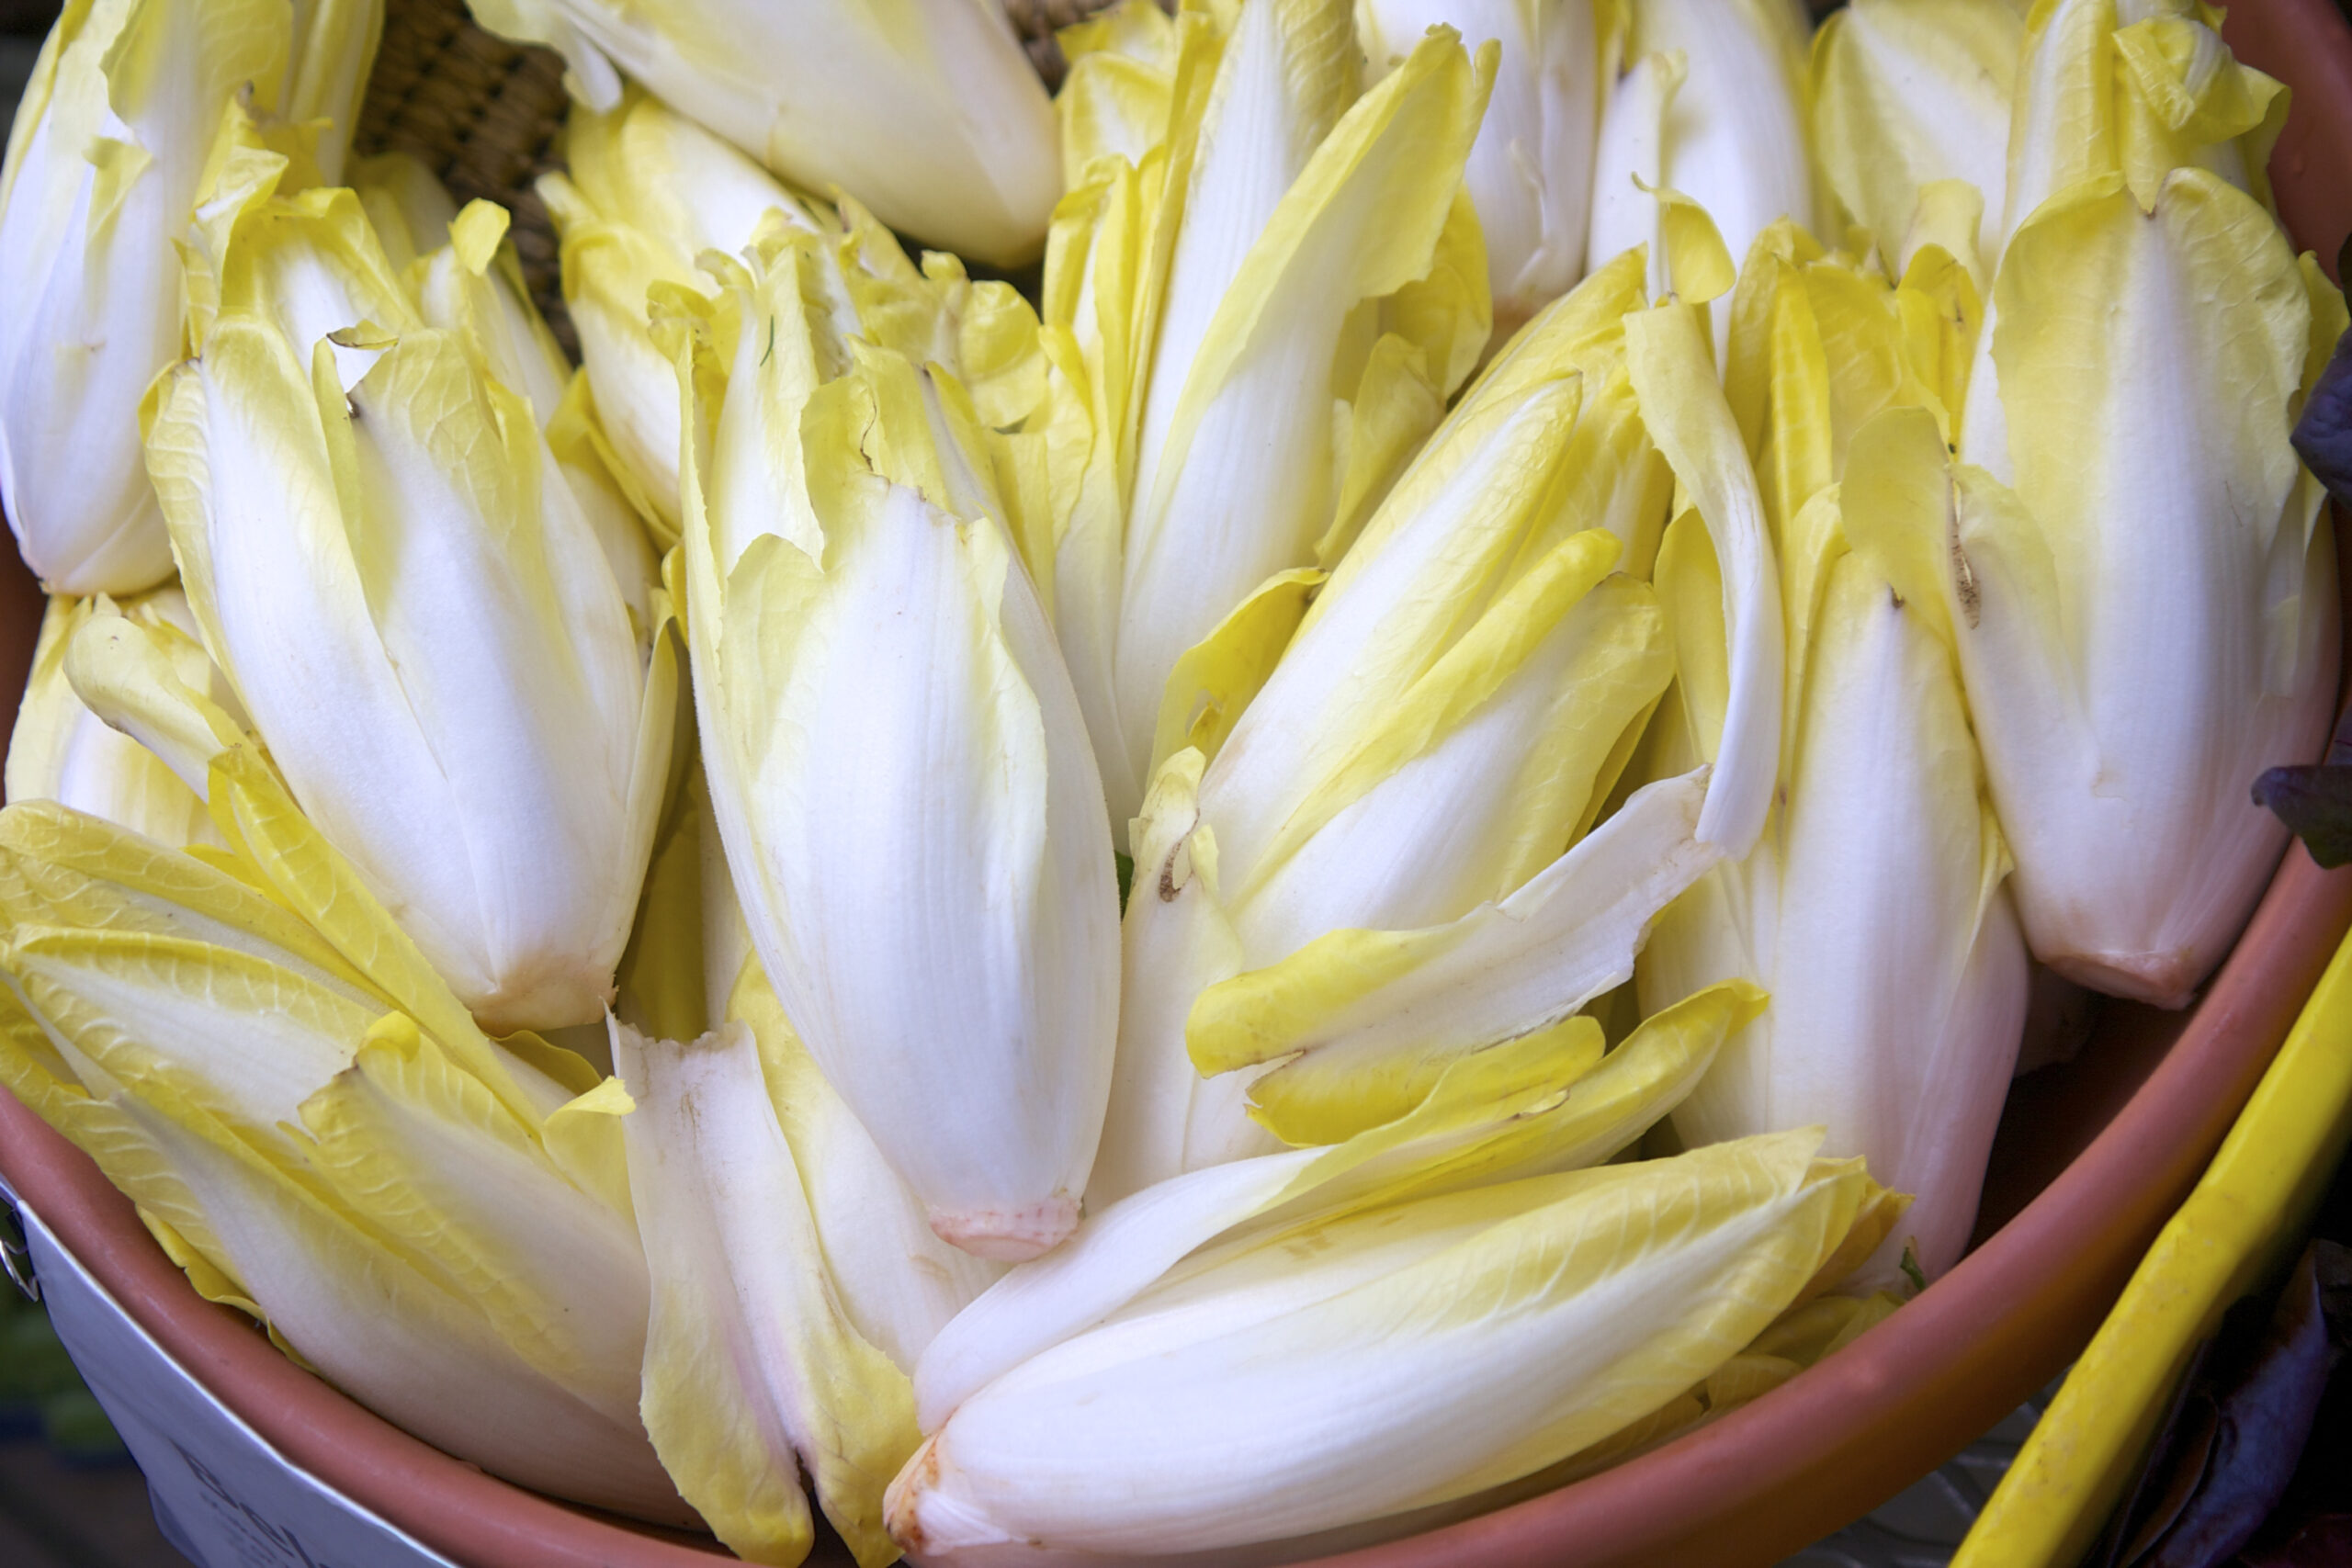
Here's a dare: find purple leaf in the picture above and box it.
[2252,767,2352,868]
[2297,314,2352,506]
[2111,1246,2348,1568]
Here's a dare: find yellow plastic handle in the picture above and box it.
[1954,925,2352,1568]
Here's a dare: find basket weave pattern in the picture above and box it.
[352,0,575,346]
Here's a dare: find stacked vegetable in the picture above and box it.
[0,0,2339,1562]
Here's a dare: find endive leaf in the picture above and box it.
[1320,333,1443,568]
[1151,568,1326,774]
[919,980,1761,1430]
[1359,0,1605,335]
[617,1021,920,1568]
[1624,301,1785,855]
[1202,377,1595,882]
[1585,47,1678,295]
[204,748,587,1122]
[1110,25,1493,810]
[0,802,360,995]
[1240,527,1627,898]
[1058,0,1186,176]
[1087,744,1260,1202]
[1235,539,1667,945]
[1379,182,1493,402]
[0,973,119,1146]
[1809,0,2021,263]
[1129,0,1360,508]
[298,1016,649,1404]
[59,600,246,802]
[726,956,1003,1375]
[891,1128,1872,1559]
[1187,771,1721,1141]
[118,1067,686,1522]
[1,926,379,1135]
[7,592,225,850]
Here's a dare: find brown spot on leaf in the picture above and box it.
[1951,533,1981,628]
[885,1439,944,1554]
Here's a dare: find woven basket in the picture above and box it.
[348,0,1102,361]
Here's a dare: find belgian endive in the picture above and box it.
[677,240,1119,1261]
[1358,0,1609,337]
[891,1112,1886,1562]
[616,1015,919,1568]
[0,0,380,594]
[0,763,681,1523]
[1809,0,2022,269]
[140,148,679,1032]
[1587,0,1817,296]
[540,87,828,537]
[6,590,235,849]
[539,88,1034,541]
[1091,253,1749,1204]
[1041,0,1493,826]
[1959,0,2289,496]
[1944,13,2340,1003]
[698,844,1007,1374]
[1996,0,2284,247]
[706,897,1005,1378]
[354,158,660,626]
[464,0,1058,265]
[1641,233,2028,1281]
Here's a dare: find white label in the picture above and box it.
[3,1184,459,1568]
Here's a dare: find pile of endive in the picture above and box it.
[0,0,2341,1559]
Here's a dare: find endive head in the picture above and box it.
[1728,418,2025,1281]
[539,88,822,534]
[890,1124,1885,1562]
[390,191,663,626]
[1359,0,1609,334]
[2002,0,2286,239]
[468,0,1058,265]
[936,979,1770,1429]
[1075,7,1494,821]
[1588,0,1819,293]
[615,1015,922,1568]
[147,152,680,1034]
[0,797,676,1520]
[6,590,238,850]
[679,271,1119,1261]
[1931,168,2337,1006]
[0,0,284,595]
[539,87,977,538]
[1810,0,2022,267]
[1088,255,1709,1195]
[1137,290,1771,1186]
[1632,238,2024,1285]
